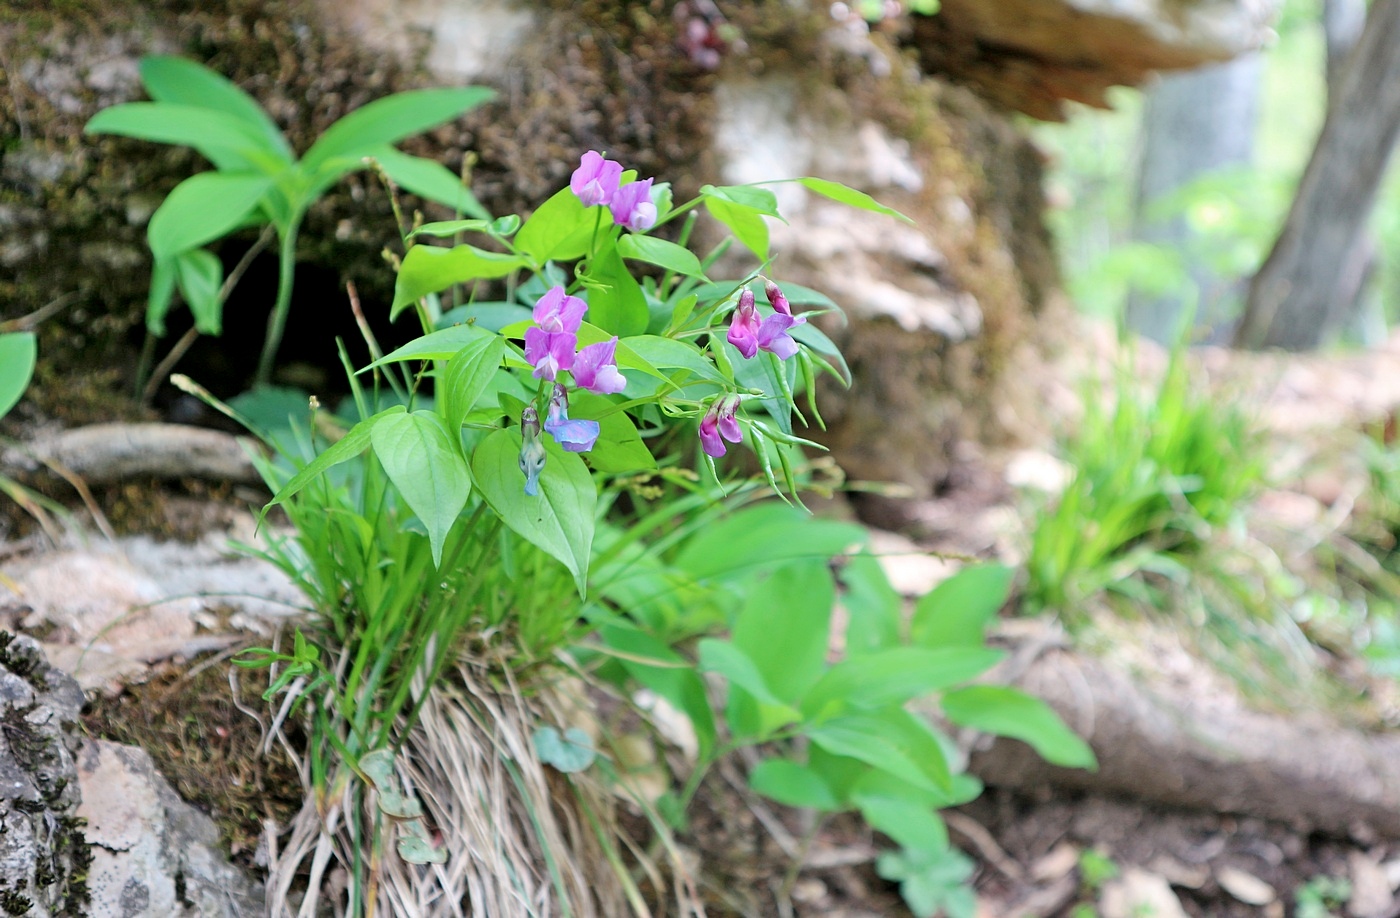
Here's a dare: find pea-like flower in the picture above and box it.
[726,286,801,361]
[609,178,657,232]
[519,405,547,496]
[533,285,588,334]
[543,383,600,453]
[524,326,576,381]
[571,151,623,208]
[572,336,627,395]
[699,395,743,458]
[765,280,806,326]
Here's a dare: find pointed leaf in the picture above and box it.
[472,427,595,595]
[701,184,781,217]
[173,248,225,334]
[85,103,278,170]
[704,196,769,260]
[581,246,648,337]
[147,172,271,260]
[749,758,840,811]
[263,408,396,512]
[0,333,36,419]
[940,685,1097,769]
[302,86,494,170]
[698,639,798,714]
[441,336,506,440]
[392,243,528,317]
[910,564,1013,649]
[795,177,913,223]
[372,146,490,219]
[365,324,495,368]
[516,184,599,264]
[617,234,706,278]
[806,709,951,793]
[146,257,178,336]
[138,56,291,160]
[371,410,471,566]
[800,646,1005,720]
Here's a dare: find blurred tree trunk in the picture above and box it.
[1125,57,1261,345]
[1234,0,1400,350]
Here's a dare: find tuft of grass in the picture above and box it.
[1024,338,1265,616]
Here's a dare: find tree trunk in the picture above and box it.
[1125,56,1261,345]
[1234,0,1400,350]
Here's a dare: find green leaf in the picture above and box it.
[749,759,840,811]
[567,392,656,473]
[598,623,716,759]
[704,196,769,261]
[173,248,225,335]
[372,147,490,219]
[392,244,529,317]
[619,336,726,385]
[697,639,798,715]
[472,427,595,596]
[795,177,913,223]
[855,794,950,851]
[263,409,396,512]
[909,564,1014,649]
[366,324,496,368]
[731,559,834,702]
[147,172,271,261]
[85,103,278,171]
[414,215,519,238]
[397,832,448,865]
[800,646,1005,720]
[533,726,596,773]
[146,257,178,336]
[839,552,901,656]
[302,86,494,171]
[515,184,597,264]
[616,234,706,279]
[806,709,951,793]
[138,56,292,161]
[441,336,506,441]
[0,332,37,420]
[701,184,781,217]
[371,410,472,567]
[673,503,865,581]
[876,846,976,918]
[581,246,648,337]
[940,685,1097,769]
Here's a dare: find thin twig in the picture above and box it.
[0,291,79,333]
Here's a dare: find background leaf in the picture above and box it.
[138,55,291,160]
[909,564,1014,648]
[940,685,1097,769]
[302,86,494,170]
[796,177,913,223]
[515,185,597,264]
[617,234,706,278]
[392,244,528,317]
[372,147,491,219]
[0,332,37,419]
[147,172,271,260]
[173,248,226,334]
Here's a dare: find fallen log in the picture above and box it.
[2,423,262,486]
[968,624,1400,840]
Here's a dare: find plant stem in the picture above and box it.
[256,218,302,387]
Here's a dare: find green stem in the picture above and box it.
[256,217,302,387]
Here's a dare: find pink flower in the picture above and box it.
[543,383,600,453]
[699,395,743,458]
[610,178,657,232]
[756,313,799,360]
[571,151,623,208]
[573,336,627,395]
[726,288,761,359]
[764,280,806,325]
[524,327,576,381]
[533,285,588,334]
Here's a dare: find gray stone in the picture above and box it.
[0,632,89,917]
[78,739,264,917]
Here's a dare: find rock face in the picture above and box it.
[77,740,265,918]
[912,0,1280,119]
[0,632,89,917]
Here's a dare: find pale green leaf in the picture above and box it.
[940,686,1097,769]
[371,410,472,567]
[302,87,494,170]
[0,333,37,420]
[147,172,271,260]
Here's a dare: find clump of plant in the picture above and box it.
[1024,338,1266,615]
[85,56,493,391]
[178,138,1100,917]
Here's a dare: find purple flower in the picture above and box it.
[524,327,576,381]
[726,288,761,359]
[764,280,806,326]
[533,285,588,334]
[610,178,657,232]
[756,312,799,360]
[573,336,627,395]
[699,395,743,458]
[519,406,547,496]
[571,151,623,208]
[543,384,600,453]
[727,285,801,361]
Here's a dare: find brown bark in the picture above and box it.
[968,637,1400,839]
[1234,0,1400,350]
